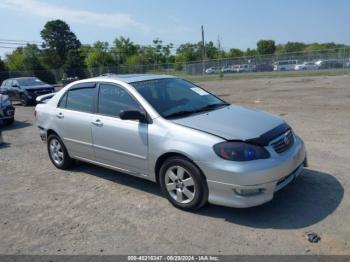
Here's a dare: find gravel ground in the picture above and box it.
[0,75,349,255]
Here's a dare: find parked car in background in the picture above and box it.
[273,60,298,71]
[35,74,307,211]
[221,66,235,73]
[0,77,54,106]
[236,64,254,73]
[205,67,218,74]
[62,76,79,86]
[315,59,344,69]
[0,94,15,125]
[294,62,319,71]
[344,58,350,68]
[254,63,274,72]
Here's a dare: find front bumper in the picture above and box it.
[196,135,307,208]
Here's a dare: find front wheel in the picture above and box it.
[4,117,14,125]
[47,134,73,169]
[20,94,29,106]
[159,156,208,211]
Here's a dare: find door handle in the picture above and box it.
[91,119,103,127]
[56,112,64,119]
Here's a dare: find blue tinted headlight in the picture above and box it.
[213,142,270,161]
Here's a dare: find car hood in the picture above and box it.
[172,105,285,141]
[23,85,52,90]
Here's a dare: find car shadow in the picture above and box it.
[70,163,163,197]
[197,168,344,229]
[0,120,32,131]
[69,164,343,229]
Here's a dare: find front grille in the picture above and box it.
[28,89,53,96]
[271,129,294,154]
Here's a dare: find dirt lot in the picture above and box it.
[0,75,349,255]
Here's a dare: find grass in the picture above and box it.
[173,68,350,82]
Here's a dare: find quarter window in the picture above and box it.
[98,83,140,117]
[65,87,95,113]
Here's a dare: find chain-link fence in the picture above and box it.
[1,48,350,85]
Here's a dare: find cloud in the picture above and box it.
[0,0,148,31]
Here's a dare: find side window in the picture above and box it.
[58,92,68,108]
[66,87,95,113]
[98,83,140,117]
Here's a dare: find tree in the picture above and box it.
[6,44,42,71]
[112,37,139,65]
[0,57,9,84]
[257,40,276,55]
[41,20,81,68]
[245,48,258,57]
[63,49,86,78]
[85,41,114,70]
[5,44,55,83]
[205,41,219,59]
[176,43,201,62]
[227,48,244,58]
[284,42,306,53]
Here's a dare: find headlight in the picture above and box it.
[2,98,11,107]
[213,142,270,161]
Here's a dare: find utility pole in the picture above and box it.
[217,35,223,78]
[201,25,206,74]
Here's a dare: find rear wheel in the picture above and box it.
[20,94,29,106]
[159,156,208,211]
[47,134,73,169]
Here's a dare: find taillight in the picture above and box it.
[33,109,37,118]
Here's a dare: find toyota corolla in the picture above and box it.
[35,74,307,210]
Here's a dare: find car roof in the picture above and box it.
[5,77,38,81]
[90,74,176,84]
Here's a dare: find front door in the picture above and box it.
[91,83,149,174]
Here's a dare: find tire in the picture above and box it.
[47,134,73,169]
[4,117,14,125]
[159,156,208,211]
[20,94,29,106]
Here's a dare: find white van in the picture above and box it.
[273,60,298,71]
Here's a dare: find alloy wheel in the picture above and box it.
[49,138,64,165]
[164,165,196,204]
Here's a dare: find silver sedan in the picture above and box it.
[35,74,307,210]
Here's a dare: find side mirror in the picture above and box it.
[120,110,147,123]
[12,84,19,88]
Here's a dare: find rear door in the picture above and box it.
[91,83,149,174]
[54,82,96,160]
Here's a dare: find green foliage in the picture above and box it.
[85,41,114,69]
[112,37,139,64]
[6,44,42,71]
[227,48,244,58]
[63,49,86,78]
[41,20,81,67]
[284,42,306,53]
[245,48,258,57]
[257,40,276,55]
[0,57,9,83]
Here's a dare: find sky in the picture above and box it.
[0,0,349,57]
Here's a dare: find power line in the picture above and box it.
[0,46,17,49]
[0,38,42,44]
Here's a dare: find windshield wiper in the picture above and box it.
[164,103,229,119]
[194,103,230,113]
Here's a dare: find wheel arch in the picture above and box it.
[154,152,207,185]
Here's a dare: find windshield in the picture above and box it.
[132,78,228,119]
[17,78,45,86]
